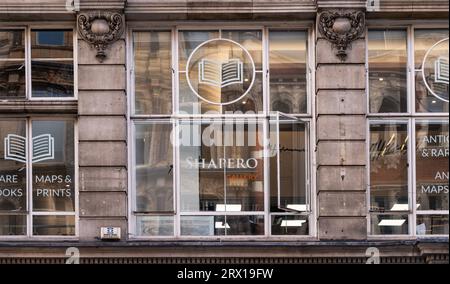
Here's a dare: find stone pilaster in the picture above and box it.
[315,1,368,240]
[76,2,128,241]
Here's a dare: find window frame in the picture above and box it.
[0,116,78,240]
[127,22,317,240]
[0,24,77,101]
[366,22,449,239]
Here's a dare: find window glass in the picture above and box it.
[414,29,449,113]
[179,31,219,71]
[32,215,75,236]
[417,215,449,235]
[32,120,75,212]
[371,214,409,235]
[180,215,264,236]
[0,119,27,236]
[269,30,308,114]
[271,215,308,235]
[0,30,25,59]
[370,123,409,212]
[134,31,172,115]
[135,122,173,213]
[222,30,263,71]
[0,30,25,99]
[31,30,74,98]
[369,30,408,113]
[136,216,174,236]
[270,122,307,212]
[416,121,449,211]
[31,30,73,59]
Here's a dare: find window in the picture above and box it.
[131,27,313,238]
[0,118,76,237]
[0,28,75,99]
[368,26,449,236]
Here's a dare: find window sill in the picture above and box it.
[0,100,78,114]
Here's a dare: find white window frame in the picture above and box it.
[366,21,449,239]
[0,116,79,240]
[127,22,317,240]
[0,23,77,101]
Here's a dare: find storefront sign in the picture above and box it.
[421,37,449,102]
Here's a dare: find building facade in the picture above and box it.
[0,0,448,264]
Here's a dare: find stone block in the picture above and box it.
[78,65,126,90]
[317,166,366,191]
[316,65,365,90]
[78,116,127,141]
[79,192,127,217]
[79,142,127,166]
[79,167,127,192]
[78,218,127,241]
[78,39,125,65]
[316,90,366,115]
[317,115,366,140]
[78,91,127,116]
[317,141,366,165]
[319,192,366,216]
[317,39,366,64]
[319,217,367,240]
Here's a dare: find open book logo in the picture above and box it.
[434,56,449,85]
[199,59,243,88]
[4,134,54,163]
[186,38,256,106]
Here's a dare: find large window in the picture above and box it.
[368,26,449,236]
[0,28,75,99]
[0,119,76,237]
[131,27,313,238]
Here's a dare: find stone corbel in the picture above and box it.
[318,10,365,62]
[77,11,125,63]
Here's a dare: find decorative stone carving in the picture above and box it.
[77,11,125,62]
[318,10,365,61]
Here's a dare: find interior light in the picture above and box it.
[215,222,230,229]
[379,77,384,81]
[286,204,308,211]
[280,220,306,227]
[390,204,409,211]
[215,204,242,212]
[432,100,437,104]
[378,219,406,226]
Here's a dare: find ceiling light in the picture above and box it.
[215,204,242,212]
[390,204,409,211]
[215,222,230,229]
[378,219,406,226]
[286,204,308,211]
[280,220,306,227]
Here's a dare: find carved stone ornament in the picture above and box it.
[77,11,125,62]
[318,10,365,61]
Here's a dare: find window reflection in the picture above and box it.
[417,215,449,235]
[134,31,172,115]
[370,123,409,212]
[269,30,308,114]
[31,60,73,97]
[32,215,75,236]
[135,123,173,213]
[0,30,25,59]
[369,30,408,113]
[31,30,73,59]
[416,121,449,211]
[371,214,408,235]
[0,61,25,99]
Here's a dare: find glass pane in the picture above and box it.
[414,29,448,69]
[136,216,174,236]
[180,215,224,236]
[417,215,449,235]
[0,215,26,236]
[134,31,172,115]
[270,122,307,212]
[416,121,449,211]
[222,30,263,70]
[0,119,27,213]
[178,30,219,71]
[179,73,263,115]
[31,30,73,59]
[415,72,449,113]
[224,121,264,212]
[414,29,449,111]
[271,215,308,235]
[0,30,25,59]
[135,123,173,213]
[32,215,75,236]
[370,123,409,212]
[369,30,407,113]
[371,214,408,235]
[0,61,26,98]
[182,38,258,111]
[269,30,308,114]
[180,121,225,212]
[225,215,264,235]
[31,60,74,97]
[32,120,75,212]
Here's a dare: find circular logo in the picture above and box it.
[186,38,256,106]
[421,37,449,103]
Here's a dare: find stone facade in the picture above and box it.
[0,0,448,264]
